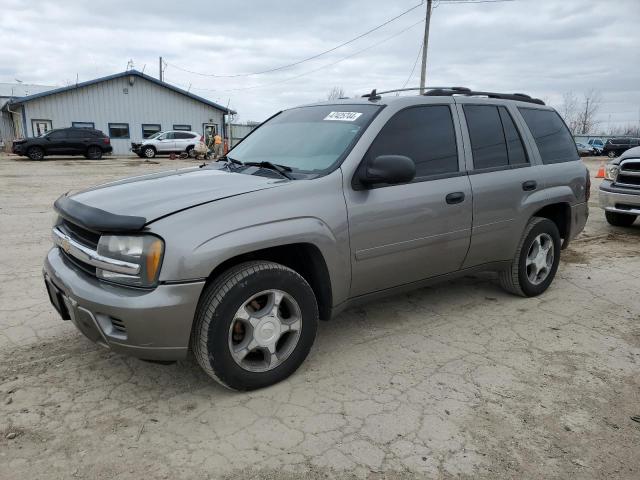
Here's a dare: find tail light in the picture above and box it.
[103,138,110,144]
[585,169,591,202]
[200,135,205,142]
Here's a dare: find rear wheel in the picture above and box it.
[500,217,561,297]
[86,146,102,160]
[27,146,44,160]
[143,146,156,158]
[605,211,637,227]
[191,261,319,391]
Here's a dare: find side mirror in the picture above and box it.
[359,155,416,187]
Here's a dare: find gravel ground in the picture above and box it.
[0,154,638,479]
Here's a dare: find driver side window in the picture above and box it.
[364,105,459,180]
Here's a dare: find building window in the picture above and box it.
[142,124,162,139]
[32,119,52,137]
[108,123,130,139]
[173,124,192,131]
[72,122,95,129]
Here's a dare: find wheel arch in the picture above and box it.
[202,242,333,321]
[532,202,571,248]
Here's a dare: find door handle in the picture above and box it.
[445,192,465,204]
[522,180,537,191]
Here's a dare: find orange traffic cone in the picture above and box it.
[596,162,605,178]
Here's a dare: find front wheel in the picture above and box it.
[500,217,561,297]
[27,146,44,160]
[143,146,156,158]
[191,261,319,391]
[605,211,637,227]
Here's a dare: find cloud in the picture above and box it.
[1,0,638,127]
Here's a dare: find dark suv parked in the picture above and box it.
[602,137,640,158]
[12,127,112,160]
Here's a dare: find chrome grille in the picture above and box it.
[59,219,100,249]
[616,159,640,189]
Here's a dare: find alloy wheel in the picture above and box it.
[228,289,302,372]
[525,233,554,285]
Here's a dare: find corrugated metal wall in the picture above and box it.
[0,99,17,150]
[21,76,225,155]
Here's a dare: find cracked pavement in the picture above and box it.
[0,155,639,479]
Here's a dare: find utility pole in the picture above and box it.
[419,0,433,94]
[159,56,163,82]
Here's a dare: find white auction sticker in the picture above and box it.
[323,111,363,121]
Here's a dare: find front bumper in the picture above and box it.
[44,247,205,360]
[599,182,640,216]
[12,143,26,154]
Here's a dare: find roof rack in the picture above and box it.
[362,86,545,105]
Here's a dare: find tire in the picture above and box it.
[185,145,194,156]
[605,211,637,227]
[191,261,319,391]
[86,146,103,160]
[500,217,561,297]
[607,151,616,158]
[142,146,156,159]
[27,146,44,161]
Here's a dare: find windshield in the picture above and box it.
[229,104,380,174]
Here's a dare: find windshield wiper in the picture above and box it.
[216,155,244,167]
[244,161,293,179]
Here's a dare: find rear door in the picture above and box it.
[456,100,544,267]
[65,129,89,154]
[344,102,473,296]
[174,132,195,151]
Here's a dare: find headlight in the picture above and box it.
[604,164,619,181]
[96,235,164,287]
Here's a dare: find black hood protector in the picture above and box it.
[54,195,146,233]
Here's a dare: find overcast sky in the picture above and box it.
[1,0,639,129]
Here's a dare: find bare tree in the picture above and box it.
[576,89,602,135]
[327,86,345,101]
[560,91,579,134]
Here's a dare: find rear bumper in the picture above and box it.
[599,182,640,215]
[103,145,113,154]
[44,247,204,361]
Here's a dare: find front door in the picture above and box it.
[345,104,473,297]
[203,123,218,148]
[156,132,175,152]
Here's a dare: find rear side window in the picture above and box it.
[464,105,509,169]
[519,108,578,164]
[498,107,528,165]
[174,132,196,139]
[366,105,458,178]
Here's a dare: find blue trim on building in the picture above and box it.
[7,70,235,114]
[20,104,27,137]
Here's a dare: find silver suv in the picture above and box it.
[132,130,202,158]
[44,87,589,390]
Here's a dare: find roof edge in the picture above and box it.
[7,70,235,114]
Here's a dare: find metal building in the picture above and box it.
[0,82,53,149]
[1,70,234,155]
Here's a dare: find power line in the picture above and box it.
[169,18,425,94]
[401,43,423,90]
[165,1,424,78]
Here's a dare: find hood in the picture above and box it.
[66,166,285,228]
[611,145,640,165]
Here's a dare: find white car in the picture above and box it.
[132,130,202,158]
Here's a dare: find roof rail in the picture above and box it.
[423,88,545,105]
[361,86,545,105]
